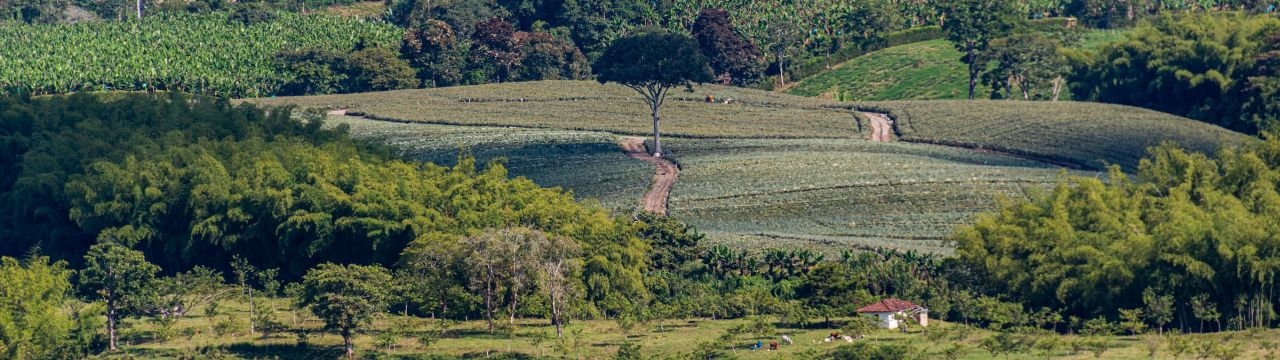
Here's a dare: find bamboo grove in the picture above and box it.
[0,12,400,97]
[954,135,1280,331]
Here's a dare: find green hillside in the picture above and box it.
[788,30,1131,101]
[788,39,977,101]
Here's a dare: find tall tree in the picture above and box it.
[461,228,519,333]
[470,17,524,83]
[594,29,712,157]
[402,19,467,87]
[537,232,581,338]
[691,8,766,86]
[79,241,160,351]
[298,263,393,359]
[939,0,1021,99]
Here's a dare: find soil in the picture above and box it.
[621,136,679,216]
[862,111,894,142]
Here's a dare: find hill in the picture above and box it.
[787,30,1131,101]
[252,81,1248,253]
[856,100,1247,171]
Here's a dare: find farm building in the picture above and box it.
[856,298,928,329]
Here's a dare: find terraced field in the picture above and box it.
[661,138,1082,254]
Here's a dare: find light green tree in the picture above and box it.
[80,241,160,351]
[0,255,76,359]
[298,263,394,359]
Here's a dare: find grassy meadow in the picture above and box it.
[107,296,1280,359]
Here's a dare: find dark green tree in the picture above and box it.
[79,241,160,351]
[939,0,1021,100]
[402,19,466,87]
[594,30,712,157]
[298,263,394,359]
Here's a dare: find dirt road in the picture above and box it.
[621,136,678,215]
[862,112,893,142]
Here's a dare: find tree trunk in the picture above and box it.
[966,41,977,100]
[485,279,494,333]
[651,110,662,157]
[551,292,563,338]
[107,298,118,351]
[136,0,142,19]
[344,329,355,359]
[249,287,256,335]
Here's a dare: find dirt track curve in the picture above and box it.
[861,111,893,142]
[621,137,679,216]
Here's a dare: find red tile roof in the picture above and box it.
[856,298,920,313]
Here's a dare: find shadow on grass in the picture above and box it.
[225,342,347,360]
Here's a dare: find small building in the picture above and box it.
[855,298,928,329]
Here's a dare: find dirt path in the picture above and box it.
[327,109,349,116]
[621,136,678,216]
[861,111,893,142]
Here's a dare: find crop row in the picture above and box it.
[327,115,651,213]
[257,81,860,139]
[0,12,400,97]
[661,138,1085,254]
[853,100,1250,171]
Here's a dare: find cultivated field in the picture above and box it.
[257,81,862,139]
[857,100,1249,171]
[660,138,1082,254]
[327,115,652,213]
[788,39,979,101]
[257,81,1249,253]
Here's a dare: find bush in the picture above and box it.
[229,3,277,25]
[347,47,419,92]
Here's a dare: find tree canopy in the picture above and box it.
[594,30,712,156]
[1067,13,1280,134]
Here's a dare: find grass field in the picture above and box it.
[787,30,1132,101]
[856,100,1249,171]
[110,297,1280,359]
[327,115,652,213]
[660,138,1083,254]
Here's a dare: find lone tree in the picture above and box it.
[79,241,160,351]
[595,30,712,157]
[939,0,1020,100]
[298,263,393,359]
